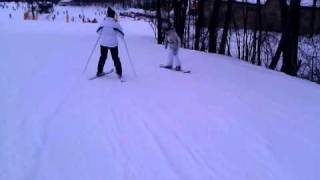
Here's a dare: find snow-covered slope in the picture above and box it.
[1,17,320,180]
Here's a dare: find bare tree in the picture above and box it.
[156,0,163,44]
[309,0,318,37]
[173,0,188,45]
[280,0,301,76]
[256,0,262,65]
[219,0,233,55]
[251,0,262,65]
[242,0,249,61]
[194,0,204,50]
[269,0,288,70]
[208,0,221,53]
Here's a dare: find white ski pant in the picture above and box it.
[166,49,181,67]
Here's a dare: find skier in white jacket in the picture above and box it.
[96,7,124,79]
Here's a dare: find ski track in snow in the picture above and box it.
[1,8,320,180]
[128,98,220,179]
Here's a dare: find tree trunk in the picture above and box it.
[251,28,257,64]
[186,8,191,49]
[156,0,163,44]
[281,0,301,76]
[269,0,288,69]
[208,0,221,53]
[195,0,204,50]
[309,0,317,37]
[257,0,262,66]
[218,0,233,55]
[242,0,249,61]
[173,0,188,45]
[251,0,262,65]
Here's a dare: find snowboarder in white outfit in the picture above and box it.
[163,25,182,71]
[96,7,124,78]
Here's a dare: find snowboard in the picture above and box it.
[89,69,114,80]
[160,65,191,73]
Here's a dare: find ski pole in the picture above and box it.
[123,38,138,78]
[82,35,101,73]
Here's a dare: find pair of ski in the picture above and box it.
[89,65,191,81]
[89,69,126,82]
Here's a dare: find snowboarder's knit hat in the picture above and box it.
[107,7,115,18]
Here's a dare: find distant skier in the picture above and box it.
[96,7,124,79]
[162,24,182,71]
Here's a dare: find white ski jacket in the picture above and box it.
[97,17,124,47]
[164,29,181,52]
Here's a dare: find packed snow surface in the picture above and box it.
[1,5,320,180]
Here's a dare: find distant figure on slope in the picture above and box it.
[162,23,182,71]
[96,7,124,79]
[65,12,69,23]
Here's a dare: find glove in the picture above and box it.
[96,27,102,34]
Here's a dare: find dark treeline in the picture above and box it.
[72,0,156,9]
[154,0,320,83]
[16,0,320,83]
[18,0,156,9]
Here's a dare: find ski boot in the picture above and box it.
[118,73,125,82]
[96,72,104,77]
[162,65,173,69]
